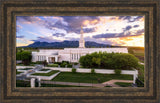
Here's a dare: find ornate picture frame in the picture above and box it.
[0,0,159,103]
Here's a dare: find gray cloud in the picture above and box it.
[52,33,65,37]
[93,29,144,39]
[111,16,143,23]
[32,36,61,43]
[133,25,139,28]
[16,36,24,38]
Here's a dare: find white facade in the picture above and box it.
[31,27,128,63]
[32,48,128,63]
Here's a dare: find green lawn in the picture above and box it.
[16,71,22,74]
[137,64,144,82]
[16,80,30,87]
[134,53,144,57]
[39,69,50,71]
[115,82,132,87]
[21,68,33,70]
[31,70,59,76]
[51,72,133,83]
[105,85,112,87]
[47,64,59,67]
[17,64,35,66]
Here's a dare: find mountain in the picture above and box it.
[21,41,112,48]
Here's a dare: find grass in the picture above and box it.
[17,63,35,66]
[39,69,50,71]
[134,53,144,57]
[128,47,144,62]
[105,85,112,87]
[115,82,132,87]
[41,83,87,87]
[47,64,59,67]
[21,68,33,70]
[16,80,30,87]
[31,70,59,76]
[51,72,133,83]
[137,64,144,82]
[16,71,22,74]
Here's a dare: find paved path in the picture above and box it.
[102,80,133,87]
[139,62,144,65]
[41,79,133,87]
[41,81,105,87]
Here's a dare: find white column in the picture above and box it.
[38,78,41,87]
[55,57,58,62]
[46,56,49,63]
[31,78,35,88]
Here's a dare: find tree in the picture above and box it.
[43,60,48,67]
[16,51,32,65]
[79,52,139,70]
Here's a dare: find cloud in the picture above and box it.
[52,33,65,37]
[48,16,100,34]
[16,16,42,24]
[124,25,132,31]
[83,28,95,33]
[133,25,139,28]
[117,16,144,23]
[136,29,144,35]
[32,36,62,43]
[93,29,144,39]
[84,36,112,45]
[16,36,24,38]
[16,16,145,47]
[17,25,22,29]
[107,34,144,47]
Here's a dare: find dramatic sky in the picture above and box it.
[16,16,144,47]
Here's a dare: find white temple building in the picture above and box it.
[32,27,128,63]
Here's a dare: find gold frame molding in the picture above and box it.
[0,0,159,103]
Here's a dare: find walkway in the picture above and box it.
[102,79,133,87]
[41,79,133,87]
[41,81,105,87]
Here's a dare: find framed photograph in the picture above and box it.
[0,0,159,103]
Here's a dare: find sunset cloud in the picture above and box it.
[16,16,144,47]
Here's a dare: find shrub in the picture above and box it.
[137,64,144,82]
[136,78,144,87]
[16,80,30,87]
[91,69,95,74]
[60,62,67,67]
[74,62,79,65]
[48,64,59,67]
[35,61,43,64]
[16,52,22,60]
[79,52,139,70]
[114,69,121,75]
[112,53,139,69]
[62,61,69,64]
[54,62,61,65]
[72,68,76,73]
[67,64,72,68]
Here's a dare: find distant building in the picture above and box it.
[32,27,128,63]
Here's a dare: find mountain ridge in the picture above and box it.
[20,41,112,48]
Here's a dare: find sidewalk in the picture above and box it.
[41,79,133,87]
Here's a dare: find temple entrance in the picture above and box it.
[51,57,55,63]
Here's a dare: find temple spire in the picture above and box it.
[79,26,85,48]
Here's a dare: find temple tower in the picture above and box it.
[79,26,85,48]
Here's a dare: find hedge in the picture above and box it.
[79,52,139,70]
